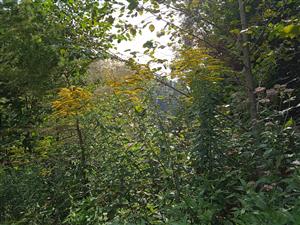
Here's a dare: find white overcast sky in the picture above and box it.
[111,3,180,74]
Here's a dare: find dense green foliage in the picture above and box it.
[1,0,300,224]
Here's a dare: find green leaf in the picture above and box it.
[282,23,300,38]
[134,105,144,113]
[106,16,114,24]
[129,28,137,36]
[128,0,138,10]
[284,118,294,128]
[143,40,154,49]
[138,9,143,16]
[230,28,240,35]
[149,24,155,32]
[283,24,295,34]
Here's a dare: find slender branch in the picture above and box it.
[139,6,220,51]
[156,2,233,38]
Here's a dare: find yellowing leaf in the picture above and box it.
[171,47,225,84]
[52,86,92,117]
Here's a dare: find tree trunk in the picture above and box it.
[238,0,258,125]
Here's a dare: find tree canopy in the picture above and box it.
[1,0,300,224]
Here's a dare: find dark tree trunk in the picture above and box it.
[238,0,258,125]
